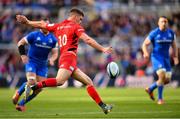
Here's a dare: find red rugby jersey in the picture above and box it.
[46,19,85,55]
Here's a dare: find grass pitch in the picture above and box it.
[0,87,180,119]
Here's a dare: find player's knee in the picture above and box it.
[85,78,94,86]
[164,72,172,85]
[157,72,166,81]
[27,78,36,86]
[56,80,65,86]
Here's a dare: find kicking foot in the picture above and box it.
[16,105,26,112]
[145,88,155,101]
[12,90,20,105]
[157,99,164,105]
[101,104,113,114]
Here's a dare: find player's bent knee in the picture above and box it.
[27,78,36,86]
[157,70,166,81]
[56,80,65,86]
[84,77,94,86]
[164,72,172,85]
[87,80,93,86]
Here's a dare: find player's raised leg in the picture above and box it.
[72,68,113,114]
[30,68,71,90]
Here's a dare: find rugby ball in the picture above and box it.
[107,62,119,79]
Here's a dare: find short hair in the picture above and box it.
[159,16,168,19]
[70,8,84,17]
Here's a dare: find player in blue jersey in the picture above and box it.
[12,28,58,111]
[142,16,179,104]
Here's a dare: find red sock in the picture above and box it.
[86,85,102,104]
[37,78,57,88]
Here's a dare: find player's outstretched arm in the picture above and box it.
[171,40,179,65]
[80,33,113,54]
[16,15,47,29]
[17,37,29,64]
[142,37,151,59]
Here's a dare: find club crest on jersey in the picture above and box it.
[37,37,41,41]
[48,38,53,43]
[168,33,172,37]
[157,34,160,38]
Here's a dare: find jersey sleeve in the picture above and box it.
[26,31,37,44]
[46,23,59,32]
[52,35,58,48]
[75,25,85,37]
[147,30,156,42]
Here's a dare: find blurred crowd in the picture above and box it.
[0,0,180,87]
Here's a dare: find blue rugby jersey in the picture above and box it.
[148,27,176,71]
[26,30,57,65]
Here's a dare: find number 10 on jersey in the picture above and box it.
[58,34,67,47]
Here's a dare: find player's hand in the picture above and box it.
[143,52,150,59]
[103,47,113,54]
[21,55,29,64]
[173,57,179,65]
[49,59,55,66]
[16,15,29,24]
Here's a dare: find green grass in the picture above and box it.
[0,87,180,118]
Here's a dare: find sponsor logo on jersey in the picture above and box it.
[42,42,47,45]
[156,39,172,43]
[59,26,72,30]
[35,43,52,49]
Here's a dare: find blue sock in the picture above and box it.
[18,93,37,106]
[158,85,164,100]
[17,82,26,96]
[149,82,157,92]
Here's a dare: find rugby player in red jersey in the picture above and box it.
[16,8,113,114]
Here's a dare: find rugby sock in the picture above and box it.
[86,85,104,106]
[149,82,157,92]
[18,93,37,106]
[158,85,164,100]
[35,78,57,89]
[17,82,26,95]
